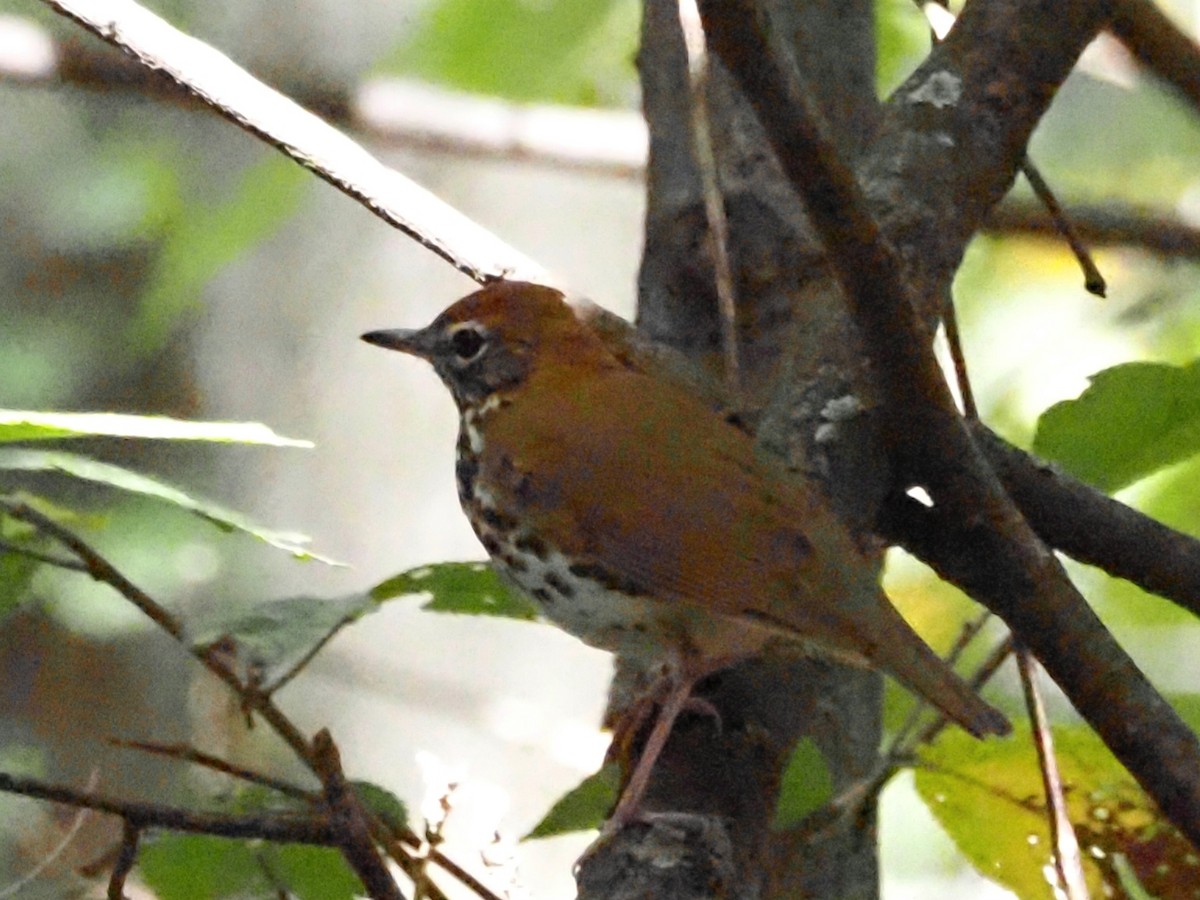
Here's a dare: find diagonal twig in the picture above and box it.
[111,739,314,800]
[37,0,549,288]
[1016,646,1090,899]
[312,730,406,900]
[0,770,335,843]
[0,769,98,899]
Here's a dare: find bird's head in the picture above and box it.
[363,281,594,410]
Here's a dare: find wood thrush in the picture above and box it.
[364,281,1009,822]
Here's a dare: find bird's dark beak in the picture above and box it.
[361,327,430,359]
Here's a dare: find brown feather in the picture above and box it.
[373,282,1010,738]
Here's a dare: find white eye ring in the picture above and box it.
[449,324,486,362]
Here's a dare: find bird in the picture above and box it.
[363,280,1010,825]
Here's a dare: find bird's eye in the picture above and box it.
[449,326,486,361]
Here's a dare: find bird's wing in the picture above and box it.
[482,365,868,648]
[481,365,1011,738]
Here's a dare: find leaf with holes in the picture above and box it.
[370,561,539,620]
[915,725,1196,897]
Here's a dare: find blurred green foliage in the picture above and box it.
[139,834,362,900]
[374,0,640,106]
[1,0,1199,896]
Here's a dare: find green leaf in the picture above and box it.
[0,448,339,564]
[0,409,311,447]
[268,843,363,900]
[1033,361,1200,492]
[772,738,834,830]
[370,562,539,621]
[915,725,1192,898]
[129,154,308,352]
[139,834,362,900]
[524,763,620,839]
[137,834,265,900]
[350,781,409,834]
[186,593,378,685]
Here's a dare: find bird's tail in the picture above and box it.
[871,598,1010,738]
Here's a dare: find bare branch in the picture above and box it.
[111,739,314,800]
[1109,0,1200,114]
[36,0,550,287]
[0,537,90,572]
[312,730,406,900]
[1015,648,1089,900]
[985,200,1200,260]
[0,770,335,843]
[974,425,1200,621]
[0,498,316,765]
[8,14,1197,268]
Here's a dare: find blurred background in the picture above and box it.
[0,0,1198,897]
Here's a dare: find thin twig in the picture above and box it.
[1020,161,1106,297]
[0,500,484,896]
[1016,645,1090,899]
[940,294,978,420]
[916,0,1106,297]
[0,499,315,766]
[0,537,90,572]
[0,769,98,899]
[265,610,360,696]
[950,268,1089,896]
[106,820,139,900]
[808,636,1014,839]
[111,739,314,800]
[37,0,549,287]
[678,0,742,398]
[0,770,335,843]
[312,730,406,900]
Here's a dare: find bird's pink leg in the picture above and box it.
[604,656,732,832]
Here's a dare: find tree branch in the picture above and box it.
[8,13,1197,266]
[1109,0,1200,114]
[312,730,406,900]
[0,770,335,843]
[985,199,1200,260]
[697,0,1200,851]
[0,15,648,181]
[974,425,1200,620]
[36,0,549,287]
[0,498,316,766]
